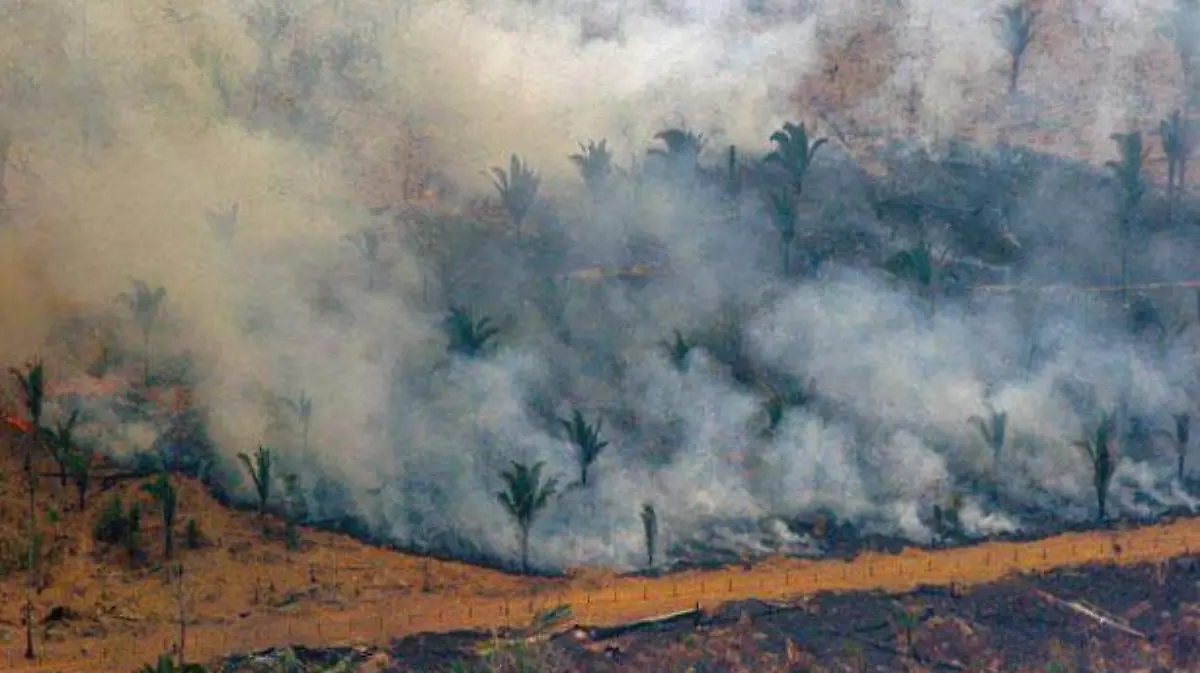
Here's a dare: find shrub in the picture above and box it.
[184,518,204,550]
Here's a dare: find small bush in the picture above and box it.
[285,520,300,552]
[93,495,142,559]
[184,518,203,549]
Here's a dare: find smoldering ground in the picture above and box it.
[0,0,1198,573]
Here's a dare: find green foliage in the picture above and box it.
[497,461,558,574]
[1107,131,1148,214]
[998,2,1038,93]
[142,472,179,558]
[446,305,500,359]
[649,127,705,167]
[282,472,309,523]
[93,494,141,556]
[237,446,274,518]
[9,357,45,432]
[184,518,203,550]
[560,409,609,487]
[764,121,827,196]
[139,653,208,673]
[1175,412,1191,482]
[640,503,657,569]
[660,329,692,371]
[116,279,167,386]
[491,154,541,233]
[569,138,614,196]
[1073,411,1118,521]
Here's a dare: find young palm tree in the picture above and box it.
[8,357,44,660]
[660,329,693,372]
[142,471,179,559]
[569,139,614,198]
[491,154,540,243]
[640,503,658,569]
[65,443,95,510]
[560,409,609,487]
[1160,110,1191,220]
[237,446,273,519]
[648,128,705,168]
[1072,411,1118,521]
[998,2,1038,94]
[767,188,798,275]
[445,305,500,359]
[116,279,167,387]
[1107,132,1148,305]
[497,461,558,574]
[764,121,827,197]
[45,408,81,488]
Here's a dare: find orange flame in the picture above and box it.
[4,414,33,434]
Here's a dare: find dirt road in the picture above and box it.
[5,516,1197,672]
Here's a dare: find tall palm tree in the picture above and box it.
[767,188,798,275]
[237,446,273,520]
[282,391,312,454]
[649,128,705,186]
[445,305,500,359]
[497,461,558,574]
[142,471,179,559]
[640,503,658,569]
[1160,110,1191,220]
[569,139,614,198]
[560,409,609,487]
[9,357,44,660]
[998,2,1038,94]
[116,280,167,387]
[968,409,1008,467]
[764,121,827,197]
[491,154,540,244]
[1072,411,1118,521]
[1107,132,1147,306]
[45,408,81,488]
[660,329,693,372]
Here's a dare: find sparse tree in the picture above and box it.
[560,409,609,487]
[282,391,312,454]
[497,461,558,574]
[1072,411,1119,521]
[1107,132,1148,306]
[648,128,705,178]
[1160,109,1191,220]
[569,139,614,198]
[660,329,692,371]
[767,188,798,275]
[116,280,167,387]
[9,358,44,660]
[1163,412,1192,483]
[998,2,1038,95]
[764,121,827,197]
[883,242,957,312]
[491,154,540,243]
[142,471,179,559]
[237,446,273,519]
[65,442,95,510]
[45,408,80,488]
[446,305,500,359]
[640,503,657,569]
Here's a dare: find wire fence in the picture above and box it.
[5,521,1199,672]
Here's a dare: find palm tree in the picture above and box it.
[883,242,956,312]
[998,2,1038,94]
[659,329,693,372]
[139,654,207,673]
[491,154,540,243]
[497,461,558,574]
[142,471,179,559]
[640,503,658,569]
[1160,110,1191,220]
[65,443,95,510]
[969,409,1008,467]
[116,280,167,387]
[9,358,44,660]
[1072,411,1118,521]
[45,408,81,488]
[281,391,312,453]
[237,446,273,519]
[569,139,614,198]
[649,128,705,167]
[767,188,798,275]
[445,305,500,359]
[1107,132,1147,306]
[764,121,827,197]
[560,409,609,487]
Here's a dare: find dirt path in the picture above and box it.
[6,516,1197,672]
